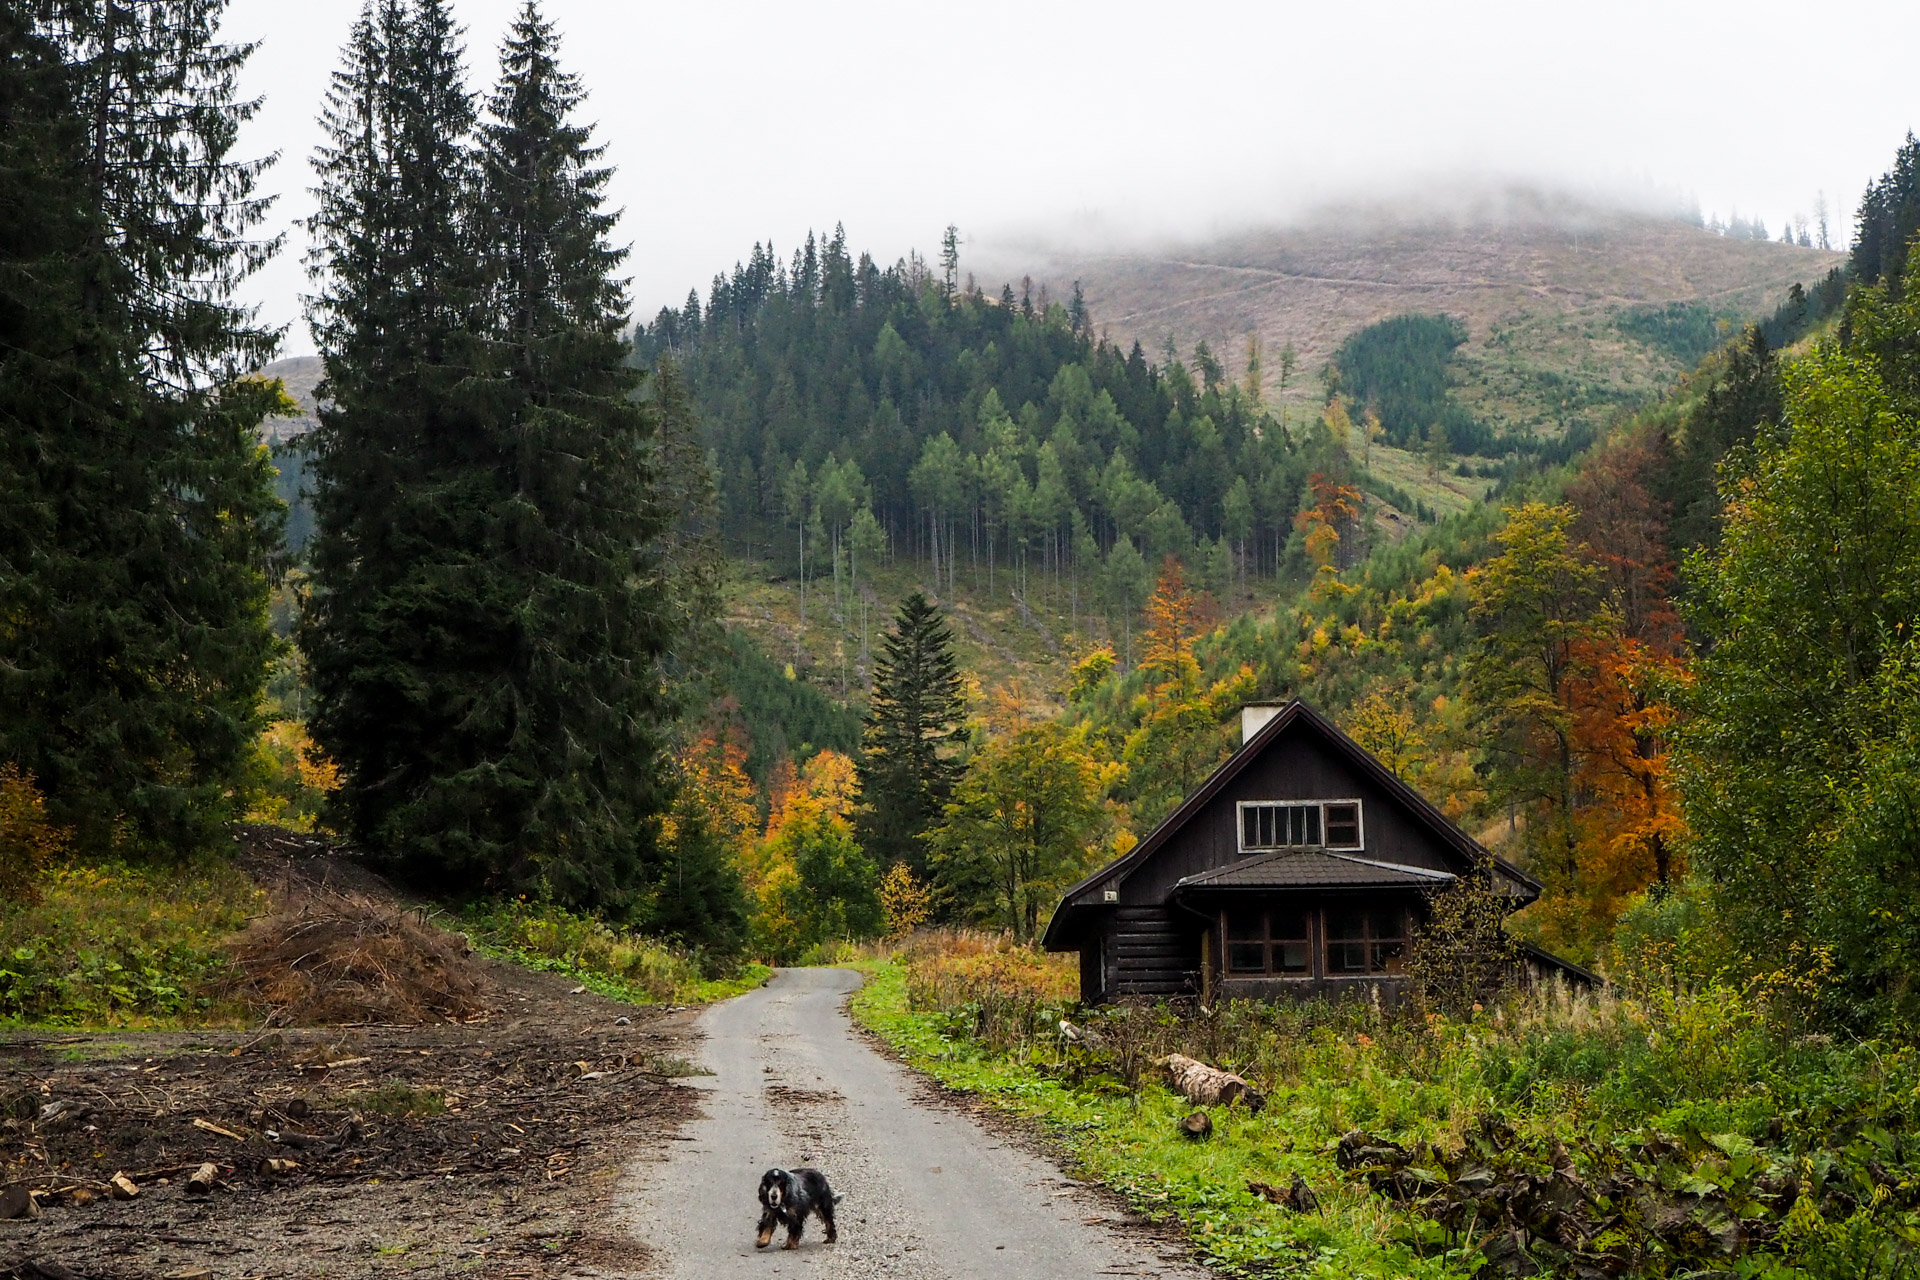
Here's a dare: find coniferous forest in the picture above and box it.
[10,1,1920,1272]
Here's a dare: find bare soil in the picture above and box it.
[0,831,704,1279]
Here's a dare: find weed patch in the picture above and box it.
[0,859,263,1026]
[345,1083,446,1116]
[463,899,768,1007]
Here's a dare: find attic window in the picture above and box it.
[1238,800,1364,853]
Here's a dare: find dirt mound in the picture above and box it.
[229,894,497,1026]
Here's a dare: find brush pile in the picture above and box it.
[227,894,496,1026]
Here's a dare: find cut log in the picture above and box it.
[1180,1110,1212,1140]
[109,1172,140,1200]
[1157,1054,1267,1114]
[258,1158,300,1176]
[186,1162,219,1194]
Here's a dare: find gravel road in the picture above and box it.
[619,967,1214,1279]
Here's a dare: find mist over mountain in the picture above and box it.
[969,190,1840,439]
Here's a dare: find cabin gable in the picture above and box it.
[1114,728,1457,905]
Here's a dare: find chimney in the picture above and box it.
[1240,702,1284,746]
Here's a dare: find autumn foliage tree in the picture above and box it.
[1296,473,1365,577]
[652,723,753,960]
[929,716,1113,943]
[1469,497,1689,958]
[746,749,881,961]
[1120,559,1253,826]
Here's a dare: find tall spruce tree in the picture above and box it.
[302,0,500,886]
[305,0,677,911]
[470,0,674,910]
[0,0,284,852]
[854,592,966,874]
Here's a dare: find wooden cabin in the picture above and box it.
[1041,699,1590,1004]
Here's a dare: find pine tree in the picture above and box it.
[0,0,285,852]
[854,593,966,875]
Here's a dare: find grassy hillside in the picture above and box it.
[972,195,1840,447]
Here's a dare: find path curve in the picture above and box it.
[619,967,1214,1279]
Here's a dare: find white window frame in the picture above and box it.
[1235,799,1365,853]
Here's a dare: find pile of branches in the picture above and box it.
[1337,1115,1919,1277]
[226,893,496,1026]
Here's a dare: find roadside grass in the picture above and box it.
[850,932,1920,1280]
[850,955,1465,1279]
[0,859,265,1027]
[461,899,770,1007]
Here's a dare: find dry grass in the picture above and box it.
[900,928,1078,1005]
[227,893,497,1027]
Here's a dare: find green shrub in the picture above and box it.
[0,859,262,1025]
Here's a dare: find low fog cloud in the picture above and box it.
[224,0,1918,354]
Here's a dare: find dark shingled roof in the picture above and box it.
[1175,850,1457,891]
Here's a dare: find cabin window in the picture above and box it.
[1238,800,1364,852]
[1324,906,1408,975]
[1223,906,1312,976]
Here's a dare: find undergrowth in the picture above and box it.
[851,933,1920,1279]
[0,860,264,1026]
[462,899,769,1006]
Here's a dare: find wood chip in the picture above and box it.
[193,1117,246,1141]
[324,1056,373,1069]
[110,1172,140,1200]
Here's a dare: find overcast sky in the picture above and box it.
[223,0,1920,359]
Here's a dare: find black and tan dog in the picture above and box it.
[754,1166,839,1250]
